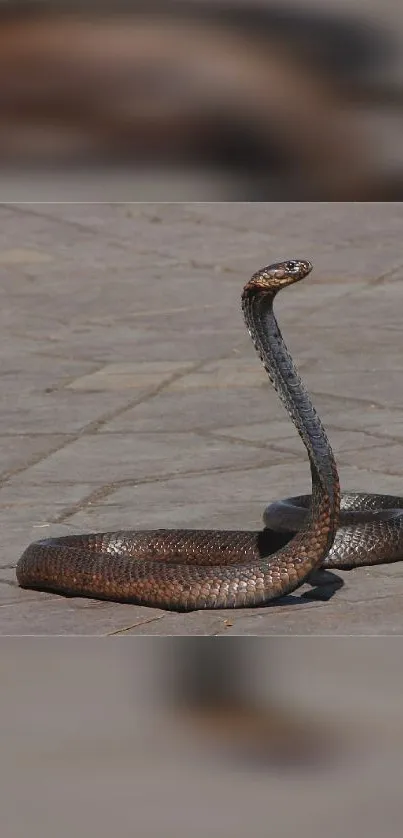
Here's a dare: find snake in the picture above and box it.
[16,259,403,612]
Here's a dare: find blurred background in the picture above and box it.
[2,639,403,838]
[2,0,403,199]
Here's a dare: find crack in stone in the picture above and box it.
[309,390,392,409]
[107,615,165,635]
[50,457,298,524]
[0,360,208,488]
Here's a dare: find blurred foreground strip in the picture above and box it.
[1,639,403,838]
[163,637,343,768]
[0,1,402,199]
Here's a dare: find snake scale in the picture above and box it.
[16,259,403,611]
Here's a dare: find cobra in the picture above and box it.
[17,260,403,611]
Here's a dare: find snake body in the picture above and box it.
[16,260,403,611]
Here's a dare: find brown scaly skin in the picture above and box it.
[17,259,341,611]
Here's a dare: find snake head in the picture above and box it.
[244,259,312,295]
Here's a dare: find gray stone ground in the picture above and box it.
[1,201,403,635]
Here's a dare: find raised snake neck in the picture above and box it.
[242,261,340,556]
[17,259,342,611]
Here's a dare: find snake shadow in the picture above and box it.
[257,528,345,605]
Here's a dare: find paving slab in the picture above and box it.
[1,201,403,634]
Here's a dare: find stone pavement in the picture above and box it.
[1,201,403,634]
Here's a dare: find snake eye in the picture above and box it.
[285,260,299,272]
